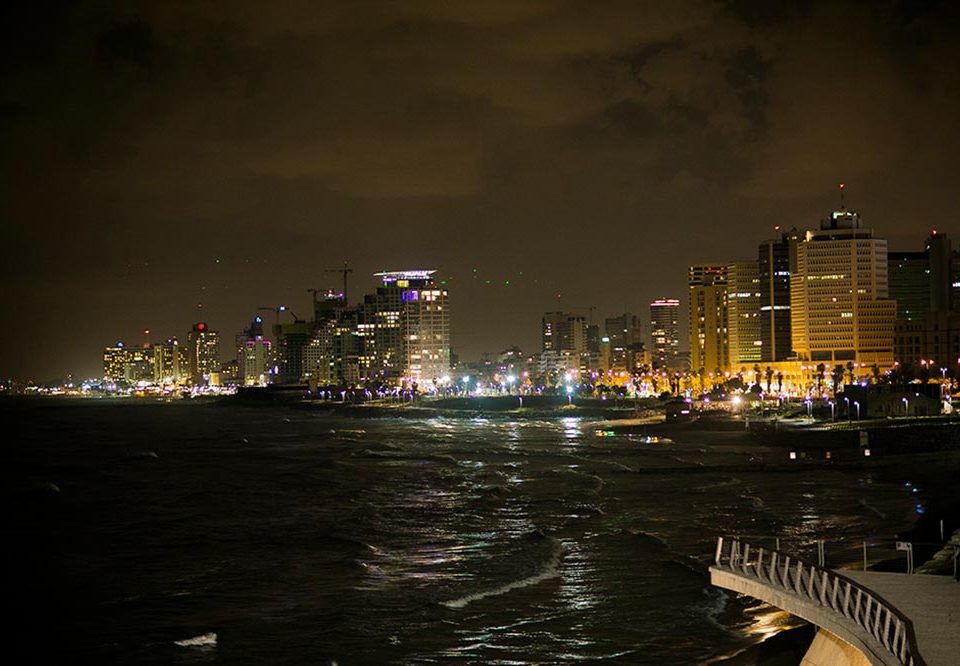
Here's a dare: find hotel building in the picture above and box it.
[790,209,896,370]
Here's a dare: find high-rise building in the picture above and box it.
[888,251,929,321]
[273,319,312,384]
[649,299,681,370]
[187,322,221,385]
[541,311,587,372]
[604,312,644,371]
[790,208,895,370]
[103,342,128,381]
[758,227,800,362]
[236,317,272,386]
[370,270,451,385]
[154,337,188,385]
[124,345,155,383]
[688,265,729,376]
[726,261,761,368]
[892,231,960,369]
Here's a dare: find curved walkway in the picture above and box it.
[709,538,960,665]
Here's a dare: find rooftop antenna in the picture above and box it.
[838,182,845,210]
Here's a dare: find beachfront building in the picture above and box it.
[726,260,761,369]
[790,208,896,373]
[370,270,450,386]
[187,322,221,385]
[688,264,729,381]
[758,227,800,362]
[649,298,681,370]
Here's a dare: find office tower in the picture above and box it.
[369,270,451,385]
[541,311,587,372]
[103,342,128,381]
[790,208,895,369]
[726,261,761,368]
[688,265,729,376]
[273,319,312,384]
[892,231,960,369]
[927,231,954,314]
[604,312,644,371]
[888,251,930,320]
[236,317,272,386]
[187,322,221,385]
[649,299,680,369]
[154,337,187,385]
[542,312,586,354]
[758,227,800,362]
[124,345,155,383]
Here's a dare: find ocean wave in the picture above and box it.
[174,632,217,648]
[441,536,563,609]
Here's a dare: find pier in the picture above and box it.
[710,537,959,665]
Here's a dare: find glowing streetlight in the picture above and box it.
[566,384,574,405]
[828,400,835,421]
[902,396,909,416]
[853,400,860,420]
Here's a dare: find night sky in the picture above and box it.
[3,1,960,381]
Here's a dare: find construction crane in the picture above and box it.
[324,262,353,304]
[257,305,298,326]
[574,305,598,325]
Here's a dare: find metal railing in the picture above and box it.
[714,537,925,666]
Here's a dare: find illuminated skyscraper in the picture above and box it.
[541,311,587,372]
[124,345,155,383]
[790,208,895,370]
[187,322,221,385]
[154,337,188,385]
[369,270,451,385]
[649,298,680,369]
[726,261,761,367]
[688,265,729,376]
[102,342,128,381]
[237,317,272,386]
[758,227,800,362]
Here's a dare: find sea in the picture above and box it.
[4,399,922,664]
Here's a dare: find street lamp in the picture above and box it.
[828,400,835,421]
[843,396,850,421]
[902,396,909,416]
[854,400,860,420]
[566,384,574,405]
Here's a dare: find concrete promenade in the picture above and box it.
[840,572,959,666]
[711,537,959,665]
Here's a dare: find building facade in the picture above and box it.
[758,228,799,362]
[688,265,729,376]
[649,298,681,370]
[726,260,761,368]
[790,209,895,370]
[187,322,221,385]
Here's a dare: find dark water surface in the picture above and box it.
[4,400,919,664]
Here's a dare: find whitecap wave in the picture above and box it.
[174,632,217,648]
[441,538,562,609]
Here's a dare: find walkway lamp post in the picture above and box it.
[828,400,835,421]
[854,400,860,420]
[843,396,850,421]
[902,396,909,416]
[566,384,574,405]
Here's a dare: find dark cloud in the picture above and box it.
[3,1,960,379]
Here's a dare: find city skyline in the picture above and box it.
[4,2,960,380]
